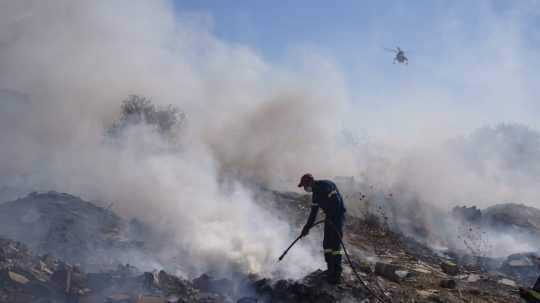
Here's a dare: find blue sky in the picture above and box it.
[171,1,540,140]
[173,1,443,61]
[172,1,537,63]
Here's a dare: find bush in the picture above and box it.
[108,95,186,139]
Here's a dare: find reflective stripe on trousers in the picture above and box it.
[324,249,343,255]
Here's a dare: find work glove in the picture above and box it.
[301,225,311,238]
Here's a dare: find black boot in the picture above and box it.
[325,256,336,282]
[322,252,332,276]
[327,255,342,284]
[325,258,337,284]
[336,255,343,279]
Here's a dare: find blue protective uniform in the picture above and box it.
[303,180,346,282]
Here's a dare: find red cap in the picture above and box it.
[297,173,314,187]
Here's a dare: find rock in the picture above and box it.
[466,274,480,282]
[416,289,439,298]
[440,261,459,276]
[374,262,404,283]
[395,270,410,279]
[8,271,30,284]
[440,279,456,289]
[412,265,432,274]
[498,278,517,287]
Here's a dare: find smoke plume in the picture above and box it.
[2,0,540,274]
[0,0,356,277]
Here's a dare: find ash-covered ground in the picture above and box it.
[1,188,539,303]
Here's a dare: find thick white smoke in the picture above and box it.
[346,123,540,258]
[2,0,540,274]
[0,0,358,277]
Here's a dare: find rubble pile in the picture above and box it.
[258,191,529,302]
[0,237,366,303]
[0,191,153,271]
[0,237,247,303]
[336,216,524,302]
[251,270,369,303]
[2,190,540,302]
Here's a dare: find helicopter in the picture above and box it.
[384,47,409,65]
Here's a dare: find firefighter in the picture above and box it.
[298,173,347,284]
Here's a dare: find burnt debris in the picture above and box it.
[2,190,540,302]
